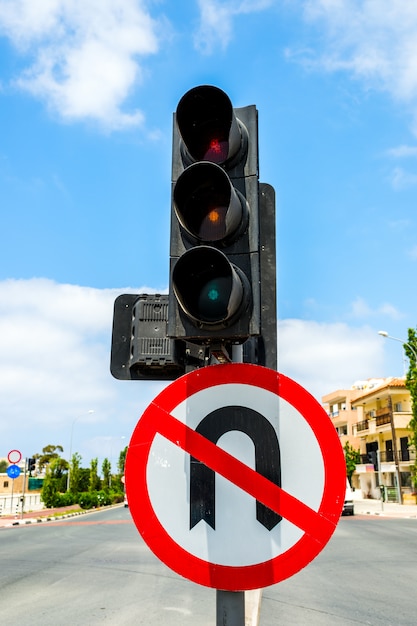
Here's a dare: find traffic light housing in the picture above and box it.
[27,458,36,475]
[168,86,262,348]
[110,85,277,379]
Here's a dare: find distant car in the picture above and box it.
[124,494,128,508]
[342,479,354,515]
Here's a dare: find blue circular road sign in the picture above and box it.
[6,464,21,479]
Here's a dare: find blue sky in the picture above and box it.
[1,0,417,469]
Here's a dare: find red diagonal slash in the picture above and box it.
[153,403,335,545]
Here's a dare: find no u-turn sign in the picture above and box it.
[125,364,345,591]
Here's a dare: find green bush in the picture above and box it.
[55,492,77,507]
[78,491,98,509]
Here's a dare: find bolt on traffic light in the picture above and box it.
[168,85,262,347]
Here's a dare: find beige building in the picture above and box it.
[0,458,43,515]
[323,378,415,502]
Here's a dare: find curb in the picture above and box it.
[0,503,123,529]
[357,510,417,519]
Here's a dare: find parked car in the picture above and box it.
[342,479,354,515]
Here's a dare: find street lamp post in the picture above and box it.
[378,331,417,363]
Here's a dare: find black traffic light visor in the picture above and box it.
[172,246,250,329]
[173,161,248,245]
[176,85,242,165]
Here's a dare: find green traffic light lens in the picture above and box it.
[197,278,229,321]
[208,287,219,301]
[172,246,249,328]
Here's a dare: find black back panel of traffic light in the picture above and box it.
[110,293,185,380]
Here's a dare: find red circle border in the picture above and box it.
[125,364,345,590]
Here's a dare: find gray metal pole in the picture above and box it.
[216,591,245,626]
[216,346,246,626]
[20,459,27,519]
[377,449,384,512]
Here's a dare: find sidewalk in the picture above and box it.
[353,497,417,518]
[0,505,90,529]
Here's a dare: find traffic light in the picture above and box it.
[110,85,276,378]
[168,85,265,354]
[27,458,36,475]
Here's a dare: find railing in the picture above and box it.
[379,449,416,463]
[376,413,391,427]
[357,449,416,465]
[356,419,369,432]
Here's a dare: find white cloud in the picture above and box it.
[278,318,384,400]
[194,0,273,54]
[297,1,417,126]
[0,278,165,465]
[389,166,417,189]
[0,279,396,464]
[195,1,417,132]
[408,246,417,261]
[0,0,159,130]
[350,296,403,320]
[386,145,417,158]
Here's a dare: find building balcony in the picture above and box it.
[356,449,416,468]
[353,411,411,436]
[355,419,369,433]
[379,449,416,463]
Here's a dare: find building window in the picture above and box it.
[394,402,402,412]
[337,424,348,436]
[3,481,9,488]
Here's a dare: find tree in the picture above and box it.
[102,458,112,491]
[69,452,82,493]
[0,459,7,473]
[41,457,67,507]
[118,446,128,476]
[38,445,65,472]
[344,442,360,486]
[110,446,128,492]
[89,458,101,492]
[405,328,417,490]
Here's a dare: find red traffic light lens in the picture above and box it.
[176,85,242,165]
[203,138,228,163]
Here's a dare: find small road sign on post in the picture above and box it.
[7,450,22,464]
[125,363,345,591]
[6,464,21,479]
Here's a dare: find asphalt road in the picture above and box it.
[262,515,417,625]
[1,506,416,625]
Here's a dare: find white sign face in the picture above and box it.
[7,449,22,464]
[126,364,345,591]
[147,383,324,566]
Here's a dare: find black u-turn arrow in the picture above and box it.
[190,406,282,531]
